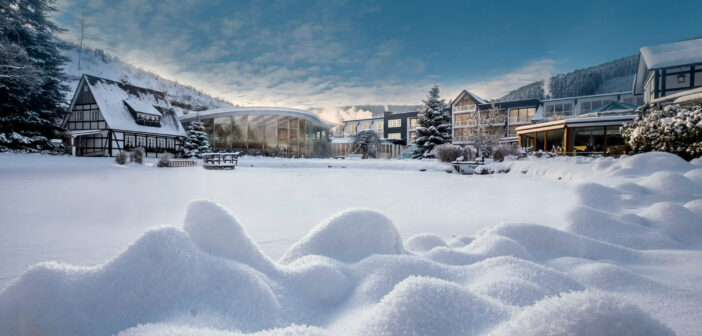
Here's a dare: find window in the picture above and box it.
[409,131,417,142]
[388,119,401,128]
[136,136,146,147]
[409,118,418,129]
[454,113,477,126]
[581,99,613,113]
[74,110,83,121]
[359,122,370,130]
[388,132,402,139]
[544,103,573,118]
[147,137,156,148]
[373,121,383,133]
[157,138,165,148]
[124,135,135,147]
[508,107,536,123]
[345,123,356,134]
[91,110,100,120]
[83,85,89,92]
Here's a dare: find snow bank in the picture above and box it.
[1,152,700,335]
[279,209,405,264]
[489,291,675,336]
[237,156,453,172]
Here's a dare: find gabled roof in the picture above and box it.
[452,89,488,106]
[76,75,186,137]
[634,38,702,93]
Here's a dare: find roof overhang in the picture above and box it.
[516,115,636,134]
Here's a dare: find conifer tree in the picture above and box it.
[413,86,451,158]
[182,120,211,158]
[0,0,69,152]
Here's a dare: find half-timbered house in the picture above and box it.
[62,74,187,157]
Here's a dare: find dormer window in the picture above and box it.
[124,99,163,127]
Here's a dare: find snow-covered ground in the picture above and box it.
[0,153,700,335]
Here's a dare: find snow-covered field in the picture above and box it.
[0,153,701,335]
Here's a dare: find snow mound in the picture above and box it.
[279,209,405,264]
[353,276,511,336]
[286,257,352,304]
[462,233,533,261]
[598,152,693,177]
[183,200,274,273]
[0,228,281,336]
[488,291,675,336]
[404,233,448,253]
[639,171,700,200]
[447,235,474,248]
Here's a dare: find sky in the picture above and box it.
[53,0,702,110]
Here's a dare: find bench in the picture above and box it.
[168,159,196,167]
[202,153,239,170]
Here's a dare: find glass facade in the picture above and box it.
[520,125,627,156]
[188,113,330,158]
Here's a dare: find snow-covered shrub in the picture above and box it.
[157,154,172,167]
[622,103,702,161]
[493,144,518,162]
[115,151,128,165]
[351,129,380,159]
[463,145,477,161]
[433,144,465,162]
[130,147,145,164]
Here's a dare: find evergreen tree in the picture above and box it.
[181,120,211,158]
[413,86,451,158]
[0,0,69,152]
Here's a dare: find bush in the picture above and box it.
[433,144,465,162]
[463,145,477,161]
[622,103,702,161]
[492,144,518,162]
[157,154,172,167]
[115,151,128,165]
[130,147,145,164]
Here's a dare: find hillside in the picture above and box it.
[500,55,639,101]
[61,44,233,115]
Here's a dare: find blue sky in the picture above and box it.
[54,0,702,110]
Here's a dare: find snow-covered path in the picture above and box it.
[0,154,574,290]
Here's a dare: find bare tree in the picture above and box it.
[470,103,506,158]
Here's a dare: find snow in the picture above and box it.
[640,38,702,70]
[85,76,187,137]
[0,152,701,335]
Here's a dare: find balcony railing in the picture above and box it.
[454,120,477,127]
[454,105,476,113]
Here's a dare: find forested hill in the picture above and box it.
[500,55,639,101]
[61,44,233,115]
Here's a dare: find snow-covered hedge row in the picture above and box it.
[622,104,702,161]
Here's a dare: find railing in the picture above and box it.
[454,121,477,127]
[454,105,476,112]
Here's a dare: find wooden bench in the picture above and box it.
[202,153,239,170]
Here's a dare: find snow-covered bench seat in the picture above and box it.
[202,153,239,170]
[168,159,196,167]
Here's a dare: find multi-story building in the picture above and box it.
[450,89,539,144]
[333,110,419,158]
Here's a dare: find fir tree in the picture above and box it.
[182,120,211,158]
[413,86,451,158]
[0,0,69,152]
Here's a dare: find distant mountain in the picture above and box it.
[61,44,233,115]
[500,55,639,101]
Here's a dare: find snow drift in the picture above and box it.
[1,152,701,335]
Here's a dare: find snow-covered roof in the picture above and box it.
[180,106,330,128]
[452,89,488,106]
[80,75,186,137]
[634,38,702,93]
[123,98,163,117]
